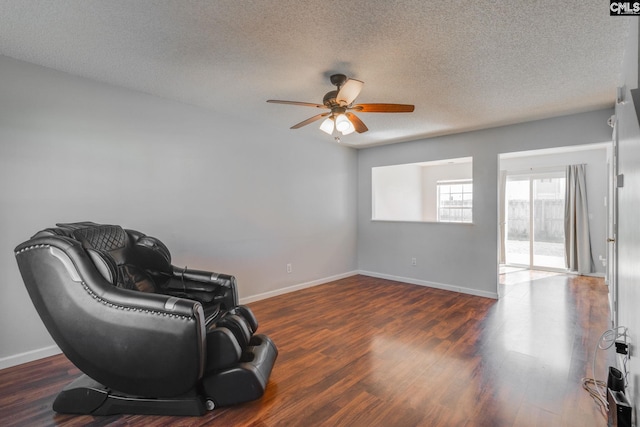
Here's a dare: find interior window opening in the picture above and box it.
[372,157,473,223]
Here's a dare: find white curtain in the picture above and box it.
[565,164,593,274]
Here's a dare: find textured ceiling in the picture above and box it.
[0,1,632,147]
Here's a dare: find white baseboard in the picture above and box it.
[0,344,61,371]
[240,270,359,304]
[576,272,606,278]
[357,270,499,299]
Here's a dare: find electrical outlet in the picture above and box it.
[286,263,292,273]
[411,257,417,266]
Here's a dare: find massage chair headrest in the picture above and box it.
[33,222,172,291]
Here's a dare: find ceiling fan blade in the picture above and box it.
[351,103,415,113]
[345,112,368,133]
[290,112,331,129]
[336,79,364,106]
[267,100,328,109]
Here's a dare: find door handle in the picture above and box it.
[607,238,616,243]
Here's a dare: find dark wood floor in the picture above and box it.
[0,273,611,426]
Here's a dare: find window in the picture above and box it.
[372,157,473,223]
[437,180,473,223]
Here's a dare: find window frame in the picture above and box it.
[436,179,473,223]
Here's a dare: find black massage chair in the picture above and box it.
[14,222,277,416]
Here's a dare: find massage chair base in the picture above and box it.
[53,334,278,416]
[53,375,208,416]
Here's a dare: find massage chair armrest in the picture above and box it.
[171,266,236,288]
[163,266,239,308]
[101,283,206,319]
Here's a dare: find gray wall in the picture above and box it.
[0,56,358,367]
[357,109,613,298]
[614,18,640,414]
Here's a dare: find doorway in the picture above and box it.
[504,171,566,270]
[499,143,611,292]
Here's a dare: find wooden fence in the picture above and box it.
[507,199,564,243]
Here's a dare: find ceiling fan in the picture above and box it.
[267,74,414,136]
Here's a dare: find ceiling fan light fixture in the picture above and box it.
[319,117,335,134]
[267,74,414,138]
[340,120,355,135]
[335,114,351,133]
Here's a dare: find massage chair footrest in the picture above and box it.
[53,374,207,416]
[203,333,278,407]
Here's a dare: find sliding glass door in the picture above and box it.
[504,171,566,270]
[504,178,530,265]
